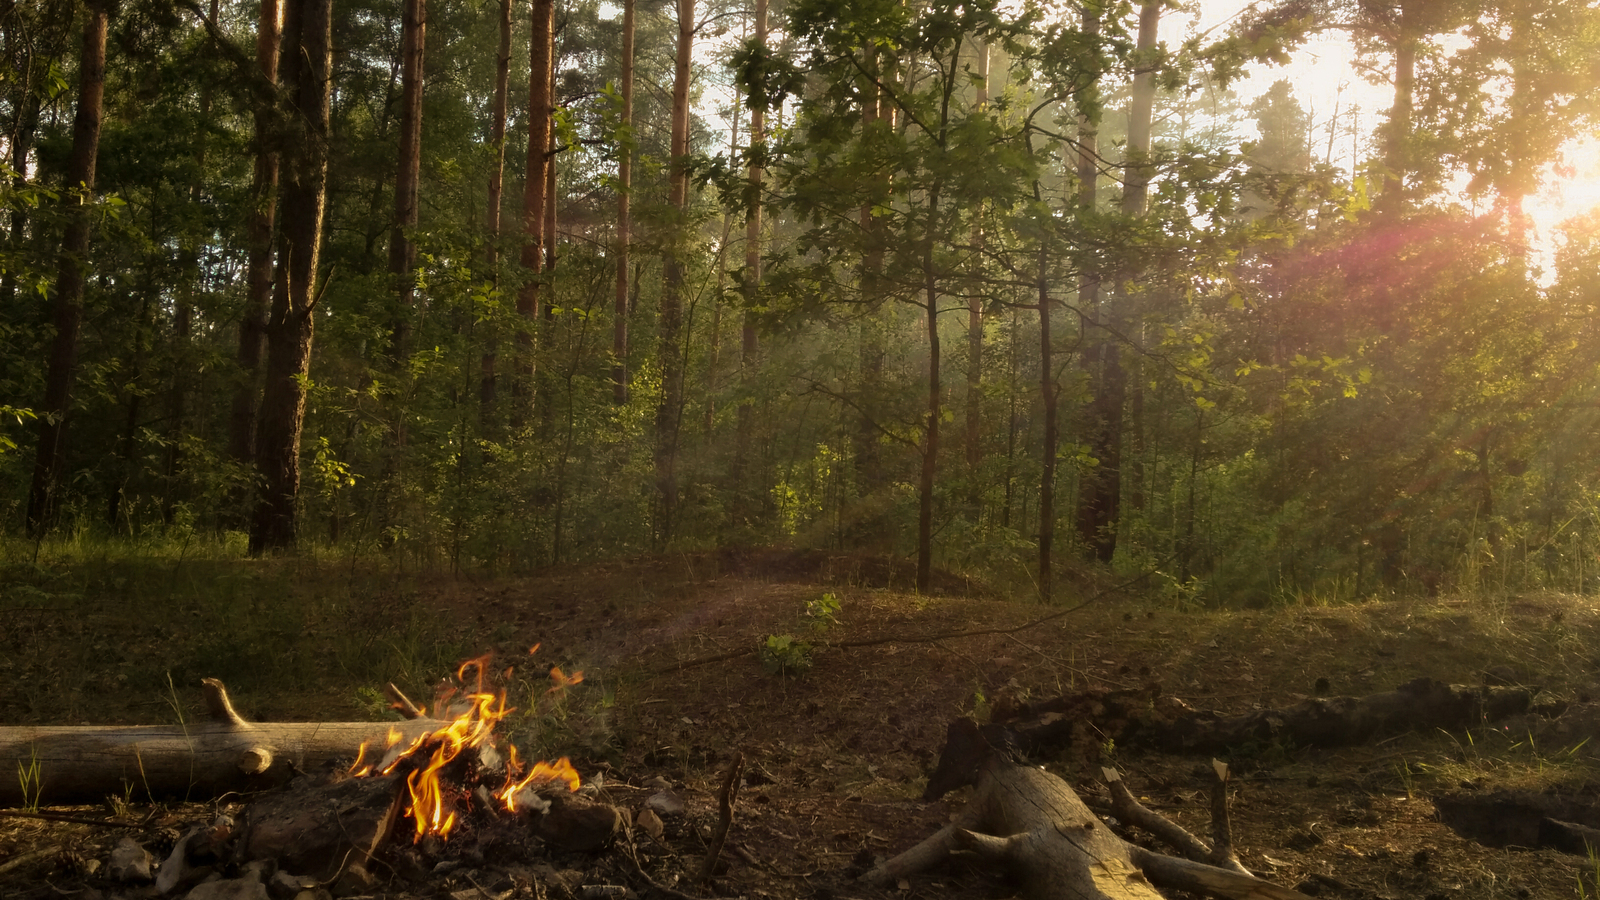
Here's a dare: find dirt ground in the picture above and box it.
[5,549,1600,899]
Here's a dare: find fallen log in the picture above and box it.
[995,677,1533,760]
[871,718,1313,900]
[0,679,439,807]
[1435,790,1600,855]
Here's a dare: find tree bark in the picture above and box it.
[250,0,333,554]
[514,0,555,428]
[732,0,764,509]
[731,0,765,515]
[1073,2,1121,563]
[873,719,1312,900]
[964,37,988,513]
[480,0,513,427]
[228,0,282,498]
[0,680,441,808]
[653,0,694,546]
[387,0,425,367]
[609,0,635,405]
[25,0,106,536]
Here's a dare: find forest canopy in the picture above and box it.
[2,0,1599,605]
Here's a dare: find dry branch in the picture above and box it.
[878,718,1313,900]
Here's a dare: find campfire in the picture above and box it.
[348,650,585,843]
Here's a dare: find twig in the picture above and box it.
[0,847,57,876]
[698,752,744,883]
[384,683,426,719]
[0,810,140,829]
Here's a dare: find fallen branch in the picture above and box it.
[870,718,1312,900]
[0,679,442,808]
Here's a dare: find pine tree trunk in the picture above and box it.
[26,1,106,536]
[1378,15,1416,219]
[731,0,765,516]
[388,0,425,367]
[610,0,635,405]
[852,51,885,542]
[1072,3,1120,563]
[514,0,554,428]
[228,0,282,501]
[964,37,988,515]
[480,0,512,428]
[654,0,694,546]
[1036,241,1056,604]
[250,0,333,555]
[1114,0,1159,539]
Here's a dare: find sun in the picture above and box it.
[1529,137,1600,241]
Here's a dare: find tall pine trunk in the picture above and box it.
[653,0,693,546]
[731,0,764,520]
[514,0,554,428]
[610,0,635,405]
[1072,1,1121,563]
[26,1,107,536]
[228,0,282,503]
[1116,0,1159,537]
[480,0,512,427]
[963,36,988,514]
[388,0,425,367]
[250,0,333,554]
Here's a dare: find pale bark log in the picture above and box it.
[0,680,439,808]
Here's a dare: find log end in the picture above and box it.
[238,747,273,775]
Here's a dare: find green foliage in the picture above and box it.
[758,592,843,677]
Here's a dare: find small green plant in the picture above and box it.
[1394,756,1416,799]
[1579,843,1600,899]
[759,633,814,676]
[805,592,841,632]
[17,747,42,813]
[757,593,843,678]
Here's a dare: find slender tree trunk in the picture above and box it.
[853,50,885,539]
[1115,0,1159,540]
[26,1,107,536]
[653,0,693,547]
[537,59,559,437]
[250,0,333,555]
[480,0,512,428]
[1036,240,1056,604]
[228,0,282,501]
[917,202,942,595]
[159,0,222,525]
[109,278,153,529]
[731,0,765,516]
[1073,2,1121,563]
[514,0,554,428]
[0,90,42,311]
[1377,16,1416,219]
[388,0,425,367]
[610,0,635,405]
[963,37,988,516]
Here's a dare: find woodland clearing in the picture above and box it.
[2,549,1599,899]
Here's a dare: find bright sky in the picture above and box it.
[1178,0,1600,265]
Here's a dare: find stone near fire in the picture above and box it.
[182,872,270,900]
[108,836,154,883]
[644,790,684,817]
[240,769,404,882]
[266,870,317,900]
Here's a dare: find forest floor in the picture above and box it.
[5,548,1600,899]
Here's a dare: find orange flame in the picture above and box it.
[349,652,586,841]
